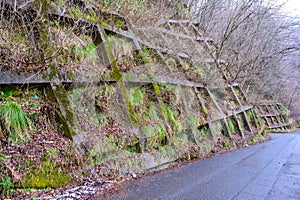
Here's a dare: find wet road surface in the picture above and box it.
[107,131,300,200]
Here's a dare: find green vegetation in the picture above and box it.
[196,126,210,141]
[0,178,13,197]
[98,0,187,27]
[0,102,32,143]
[140,123,168,151]
[0,85,83,198]
[233,97,240,105]
[0,152,11,197]
[21,161,72,189]
[53,0,65,7]
[127,87,147,122]
[204,142,212,154]
[0,152,6,163]
[0,86,14,98]
[165,106,181,133]
[72,43,98,65]
[201,106,208,115]
[0,1,282,198]
[248,133,265,144]
[222,139,236,149]
[246,110,253,119]
[147,104,159,120]
[233,87,241,97]
[211,121,223,137]
[237,115,245,131]
[157,123,167,143]
[227,118,235,133]
[128,87,144,107]
[246,109,259,127]
[126,136,142,153]
[187,116,200,128]
[280,105,290,116]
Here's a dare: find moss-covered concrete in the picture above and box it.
[45,84,85,151]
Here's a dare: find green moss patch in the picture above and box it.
[21,162,72,189]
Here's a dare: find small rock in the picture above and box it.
[132,173,137,178]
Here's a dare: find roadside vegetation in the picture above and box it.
[0,0,299,198]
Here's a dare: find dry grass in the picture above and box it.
[95,0,187,27]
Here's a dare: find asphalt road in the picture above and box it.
[108,131,300,200]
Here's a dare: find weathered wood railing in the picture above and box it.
[254,102,291,132]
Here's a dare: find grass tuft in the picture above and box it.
[227,118,235,133]
[0,102,32,143]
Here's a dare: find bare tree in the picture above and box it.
[187,0,300,118]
